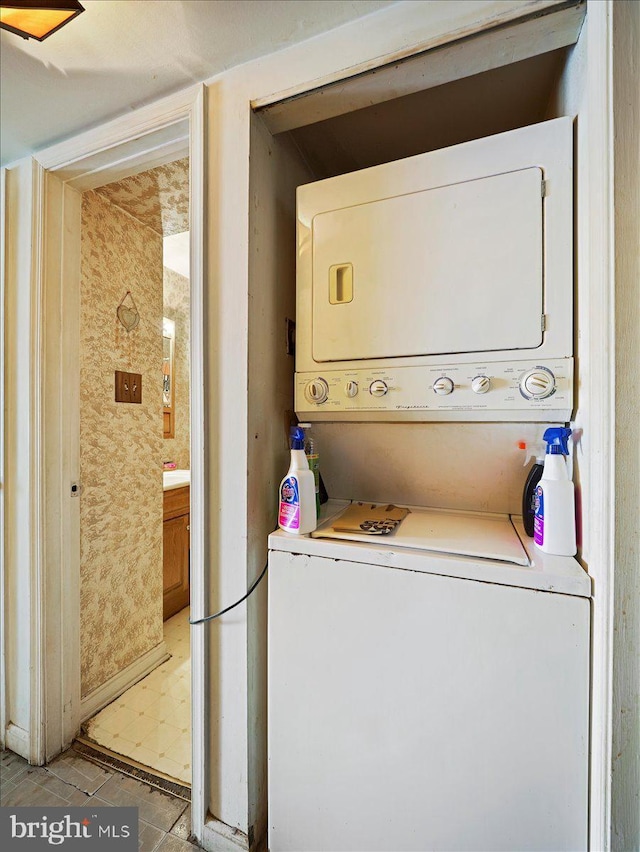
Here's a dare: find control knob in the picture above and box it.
[519,367,556,400]
[433,377,454,395]
[305,377,329,404]
[369,380,388,397]
[471,375,491,394]
[345,381,359,398]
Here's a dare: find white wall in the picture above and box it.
[611,2,640,848]
[315,421,556,513]
[247,112,314,847]
[2,160,40,759]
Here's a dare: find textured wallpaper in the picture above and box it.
[163,267,191,471]
[80,189,165,698]
[94,158,189,236]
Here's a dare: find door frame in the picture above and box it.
[33,84,208,842]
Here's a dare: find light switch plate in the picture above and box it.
[115,370,130,403]
[115,370,142,404]
[130,373,142,404]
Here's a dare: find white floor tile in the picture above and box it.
[122,687,163,713]
[84,606,191,785]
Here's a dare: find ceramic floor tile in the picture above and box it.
[2,778,71,807]
[170,806,191,840]
[96,774,188,832]
[0,779,17,805]
[138,818,167,852]
[2,773,89,807]
[85,794,171,852]
[0,750,30,789]
[1,750,197,849]
[24,765,93,804]
[156,833,201,851]
[45,749,113,795]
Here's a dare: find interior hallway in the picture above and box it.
[82,607,191,786]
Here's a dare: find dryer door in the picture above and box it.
[311,166,543,362]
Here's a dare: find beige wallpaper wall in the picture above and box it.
[95,157,189,236]
[163,267,190,470]
[80,189,164,698]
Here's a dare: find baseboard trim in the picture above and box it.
[200,816,249,852]
[5,722,30,760]
[80,642,170,723]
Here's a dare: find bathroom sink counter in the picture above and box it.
[163,469,190,491]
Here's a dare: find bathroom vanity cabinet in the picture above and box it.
[163,485,190,619]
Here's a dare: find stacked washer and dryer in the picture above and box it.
[268,118,590,851]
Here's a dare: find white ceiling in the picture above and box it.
[0,0,395,166]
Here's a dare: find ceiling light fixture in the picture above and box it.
[0,0,84,41]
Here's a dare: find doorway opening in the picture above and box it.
[72,157,193,789]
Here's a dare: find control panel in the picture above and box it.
[295,359,573,422]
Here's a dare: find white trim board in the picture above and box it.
[584,3,616,850]
[201,818,249,852]
[80,642,170,723]
[255,1,586,134]
[186,85,208,847]
[251,0,575,112]
[32,83,208,845]
[36,88,197,179]
[2,159,47,763]
[5,723,30,757]
[0,167,7,751]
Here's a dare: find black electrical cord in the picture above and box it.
[189,561,268,625]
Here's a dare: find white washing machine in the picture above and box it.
[268,500,590,852]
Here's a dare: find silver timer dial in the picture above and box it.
[519,367,556,400]
[433,377,454,395]
[369,380,388,397]
[305,378,329,404]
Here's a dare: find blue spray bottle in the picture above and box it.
[533,427,576,556]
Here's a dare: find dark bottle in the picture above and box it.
[522,459,545,537]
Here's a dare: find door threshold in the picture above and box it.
[73,738,191,802]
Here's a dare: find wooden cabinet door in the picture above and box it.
[163,512,190,620]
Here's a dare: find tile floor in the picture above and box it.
[84,607,191,785]
[0,747,199,850]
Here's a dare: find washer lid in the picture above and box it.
[270,501,591,597]
[312,504,529,566]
